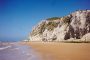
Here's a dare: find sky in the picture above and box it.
[0,0,90,41]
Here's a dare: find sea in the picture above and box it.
[0,41,40,60]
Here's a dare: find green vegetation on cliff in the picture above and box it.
[39,21,59,34]
[46,17,61,20]
[62,16,71,24]
[46,22,58,31]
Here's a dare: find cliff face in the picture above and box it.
[29,10,90,41]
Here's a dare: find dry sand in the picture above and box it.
[24,42,90,60]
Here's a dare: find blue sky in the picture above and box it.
[0,0,90,41]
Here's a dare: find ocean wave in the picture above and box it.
[0,46,11,50]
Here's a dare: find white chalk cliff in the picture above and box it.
[29,10,90,42]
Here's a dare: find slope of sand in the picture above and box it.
[24,42,90,60]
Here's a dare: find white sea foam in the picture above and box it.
[0,46,11,50]
[10,48,19,51]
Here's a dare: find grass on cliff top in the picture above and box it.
[46,17,61,20]
[46,16,71,24]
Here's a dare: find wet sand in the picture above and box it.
[0,42,41,60]
[25,42,90,60]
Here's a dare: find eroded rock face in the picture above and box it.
[29,10,90,41]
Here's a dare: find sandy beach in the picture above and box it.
[24,42,90,60]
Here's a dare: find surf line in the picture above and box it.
[0,46,11,50]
